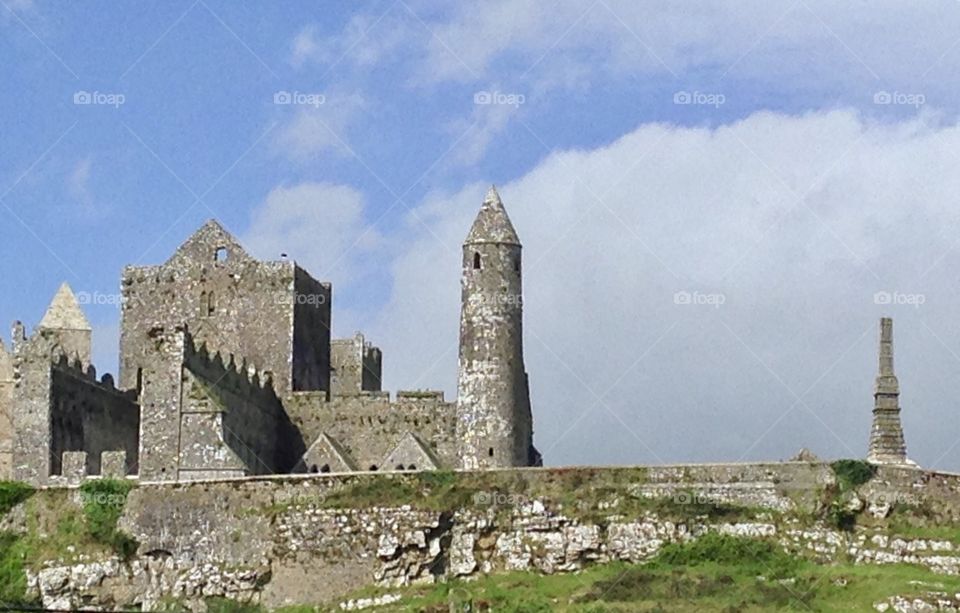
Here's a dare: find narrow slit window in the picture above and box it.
[473,252,482,269]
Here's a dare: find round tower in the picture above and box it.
[456,186,534,469]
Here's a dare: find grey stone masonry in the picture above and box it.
[868,317,909,465]
[330,333,382,396]
[37,283,92,365]
[0,339,13,479]
[119,220,331,396]
[61,451,87,485]
[6,195,540,485]
[455,186,537,469]
[101,451,127,478]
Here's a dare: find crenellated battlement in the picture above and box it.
[182,330,276,395]
[5,201,534,486]
[49,352,137,401]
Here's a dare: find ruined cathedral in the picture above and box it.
[0,187,540,486]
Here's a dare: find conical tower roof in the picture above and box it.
[465,186,521,246]
[38,282,91,331]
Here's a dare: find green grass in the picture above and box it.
[78,479,139,558]
[0,481,34,516]
[351,535,960,612]
[651,533,800,578]
[0,532,35,606]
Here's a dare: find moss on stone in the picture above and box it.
[830,460,877,491]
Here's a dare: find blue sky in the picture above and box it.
[5,1,960,468]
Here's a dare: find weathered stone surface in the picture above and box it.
[869,318,910,465]
[456,186,537,469]
[12,463,960,610]
[8,212,522,485]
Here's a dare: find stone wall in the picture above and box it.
[291,266,332,393]
[179,337,305,479]
[9,462,960,610]
[284,390,457,470]
[0,341,13,479]
[49,359,139,477]
[139,327,306,482]
[330,333,382,397]
[119,221,330,396]
[11,326,137,486]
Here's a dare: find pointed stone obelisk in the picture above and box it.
[867,317,909,464]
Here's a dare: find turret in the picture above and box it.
[455,186,535,468]
[868,318,911,465]
[36,282,91,365]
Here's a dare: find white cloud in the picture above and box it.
[272,93,366,161]
[309,1,960,105]
[242,181,381,294]
[447,97,521,166]
[290,14,414,70]
[290,25,322,68]
[367,108,960,470]
[67,157,92,204]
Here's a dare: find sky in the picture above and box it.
[4,1,960,469]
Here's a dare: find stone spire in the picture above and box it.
[465,185,521,246]
[868,317,910,465]
[37,282,92,364]
[38,283,91,332]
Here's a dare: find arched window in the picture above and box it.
[320,464,330,473]
[309,464,318,473]
[408,464,416,470]
[215,247,228,262]
[369,464,378,471]
[473,252,481,269]
[395,464,405,471]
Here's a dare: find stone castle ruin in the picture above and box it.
[0,186,540,486]
[0,186,916,488]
